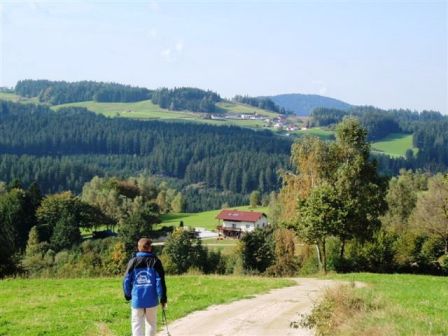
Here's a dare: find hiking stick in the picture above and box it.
[162,307,171,336]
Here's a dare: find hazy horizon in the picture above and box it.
[0,0,447,113]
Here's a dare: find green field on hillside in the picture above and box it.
[295,127,335,140]
[327,273,448,335]
[0,92,38,104]
[216,101,278,118]
[0,276,293,336]
[159,205,269,231]
[53,100,199,120]
[371,133,416,157]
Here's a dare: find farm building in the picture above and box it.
[216,209,268,238]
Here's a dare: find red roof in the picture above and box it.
[216,209,266,222]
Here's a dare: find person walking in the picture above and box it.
[123,238,168,336]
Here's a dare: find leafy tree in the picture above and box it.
[50,215,82,251]
[381,170,426,233]
[249,190,261,208]
[332,118,387,257]
[118,203,161,256]
[266,228,298,276]
[171,192,185,213]
[411,174,448,254]
[240,228,275,273]
[298,183,343,273]
[37,192,107,251]
[162,228,206,274]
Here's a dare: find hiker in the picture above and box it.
[123,238,168,336]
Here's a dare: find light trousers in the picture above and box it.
[131,306,157,336]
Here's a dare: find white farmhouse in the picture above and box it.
[216,209,268,238]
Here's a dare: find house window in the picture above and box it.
[232,223,236,228]
[246,224,250,229]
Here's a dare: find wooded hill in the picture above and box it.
[0,100,290,210]
[309,106,448,174]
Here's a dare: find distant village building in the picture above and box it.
[216,209,268,238]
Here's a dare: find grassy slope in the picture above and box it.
[0,92,38,104]
[371,133,416,158]
[328,273,448,335]
[158,205,269,231]
[0,276,294,336]
[294,127,335,140]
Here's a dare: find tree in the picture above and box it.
[249,190,261,208]
[37,192,108,251]
[162,228,206,274]
[266,228,298,276]
[118,202,161,256]
[411,174,448,254]
[171,192,185,213]
[240,228,275,273]
[279,118,387,269]
[382,170,422,233]
[298,183,343,273]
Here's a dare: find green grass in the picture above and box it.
[0,275,294,336]
[216,101,278,118]
[158,205,269,231]
[0,92,38,104]
[53,100,201,121]
[295,127,335,140]
[371,133,417,158]
[327,273,448,335]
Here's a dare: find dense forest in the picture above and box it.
[0,100,290,210]
[232,95,289,114]
[15,80,152,104]
[151,87,221,112]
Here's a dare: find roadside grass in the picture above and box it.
[158,205,269,231]
[0,275,294,336]
[371,133,417,157]
[309,273,448,336]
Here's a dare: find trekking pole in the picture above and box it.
[162,306,171,336]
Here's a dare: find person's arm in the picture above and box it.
[123,258,135,301]
[154,258,167,305]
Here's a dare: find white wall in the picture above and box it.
[221,216,268,232]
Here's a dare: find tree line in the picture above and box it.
[15,80,152,104]
[232,95,289,114]
[151,87,221,113]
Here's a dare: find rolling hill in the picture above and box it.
[270,93,352,116]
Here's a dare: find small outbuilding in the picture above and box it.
[216,209,268,238]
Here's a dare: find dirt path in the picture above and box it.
[157,278,342,336]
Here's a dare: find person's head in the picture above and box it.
[138,237,152,252]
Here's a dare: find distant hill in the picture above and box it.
[269,93,352,116]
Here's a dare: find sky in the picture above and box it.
[0,0,447,113]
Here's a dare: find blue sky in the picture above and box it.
[0,0,447,113]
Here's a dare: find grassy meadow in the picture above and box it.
[158,205,269,231]
[0,276,294,336]
[371,133,416,157]
[323,273,448,335]
[295,127,336,140]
